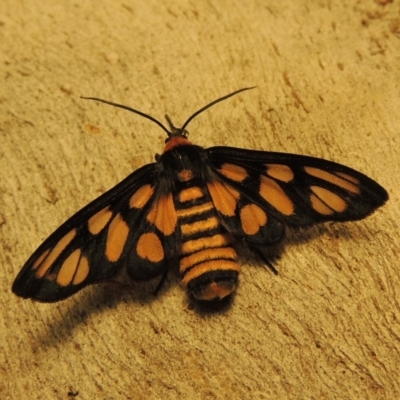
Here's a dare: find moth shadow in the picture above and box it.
[285,222,358,246]
[33,222,356,347]
[35,269,180,348]
[237,222,358,274]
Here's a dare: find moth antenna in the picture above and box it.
[180,86,256,132]
[81,96,171,135]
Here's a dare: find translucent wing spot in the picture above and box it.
[88,206,113,235]
[180,247,237,274]
[265,164,294,182]
[240,204,268,235]
[181,233,231,255]
[310,186,347,215]
[129,184,154,209]
[136,232,164,262]
[305,167,360,194]
[57,249,90,286]
[207,181,240,217]
[259,175,294,215]
[147,193,177,236]
[178,169,194,182]
[179,186,205,203]
[35,229,77,278]
[181,216,219,236]
[105,213,129,262]
[219,163,248,182]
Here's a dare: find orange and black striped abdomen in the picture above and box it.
[174,180,239,301]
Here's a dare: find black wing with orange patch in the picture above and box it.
[206,146,388,243]
[12,163,179,302]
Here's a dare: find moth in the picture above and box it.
[12,87,388,302]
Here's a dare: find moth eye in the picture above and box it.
[88,207,113,235]
[136,232,164,262]
[219,163,248,182]
[265,164,294,182]
[129,184,154,209]
[34,229,77,278]
[240,204,268,235]
[105,214,129,262]
[305,167,360,194]
[57,249,90,286]
[310,186,347,214]
[259,175,295,216]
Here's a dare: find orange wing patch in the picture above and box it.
[105,214,129,262]
[266,164,294,182]
[259,175,294,216]
[207,181,240,217]
[240,204,268,235]
[57,249,90,286]
[305,167,360,194]
[34,229,77,278]
[219,163,248,182]
[310,186,347,215]
[336,172,360,184]
[147,193,177,236]
[130,184,154,208]
[88,207,113,235]
[136,232,164,263]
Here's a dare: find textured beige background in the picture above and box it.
[1,1,399,399]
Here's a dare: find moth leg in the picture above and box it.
[152,264,170,296]
[247,245,279,275]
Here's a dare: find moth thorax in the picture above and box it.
[177,169,194,182]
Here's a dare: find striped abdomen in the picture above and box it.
[175,181,240,301]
